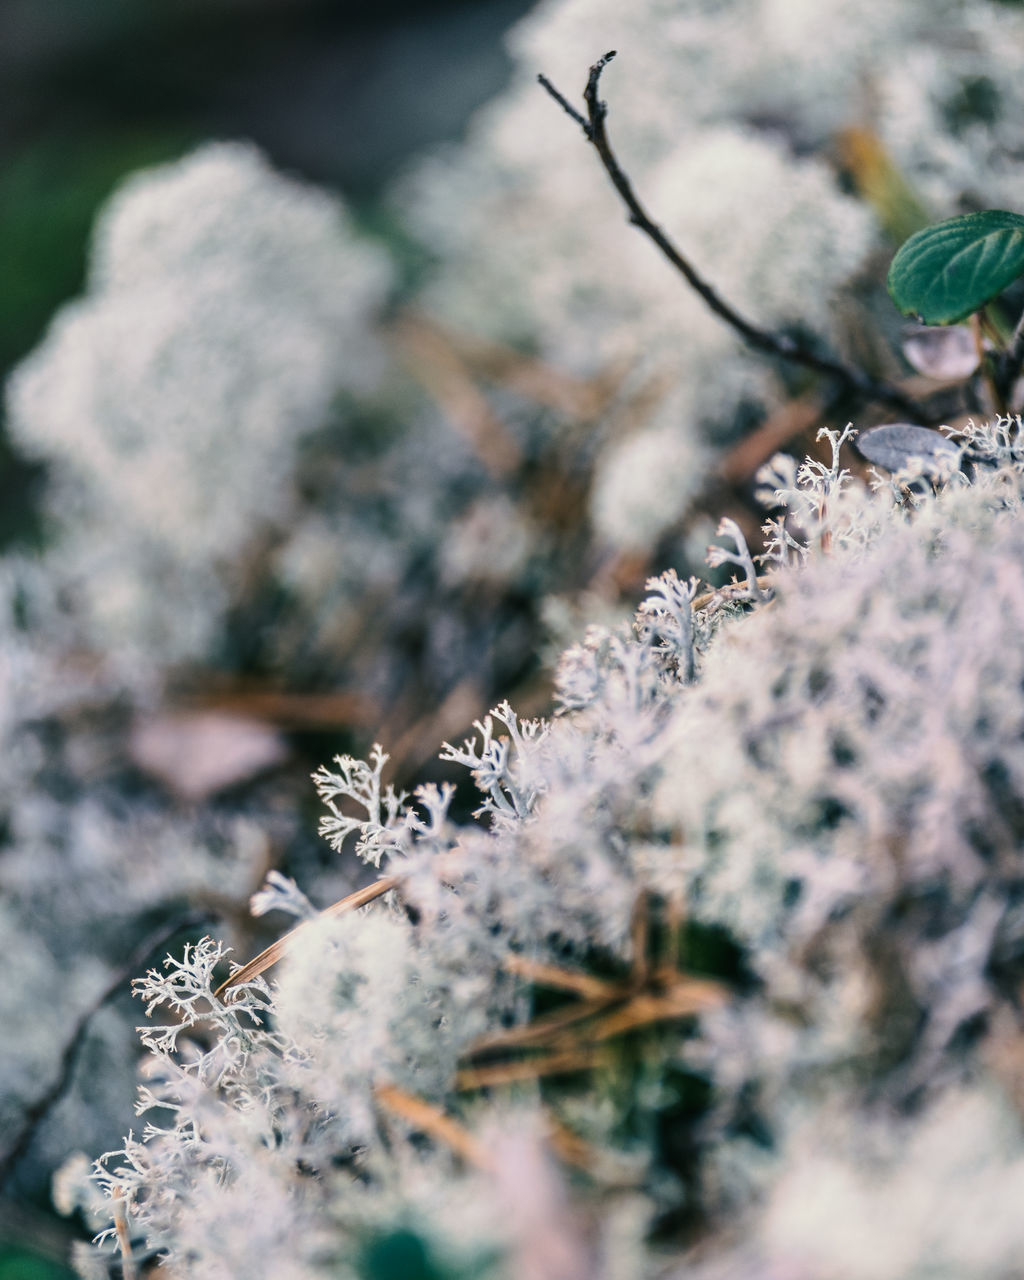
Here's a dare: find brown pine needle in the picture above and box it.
[630,891,650,986]
[408,315,617,420]
[374,1082,492,1169]
[581,979,727,1044]
[543,1113,602,1173]
[457,1047,607,1091]
[393,312,522,478]
[501,954,627,1001]
[188,687,379,731]
[112,1186,137,1280]
[214,875,401,999]
[468,994,621,1056]
[542,1111,647,1185]
[660,894,686,974]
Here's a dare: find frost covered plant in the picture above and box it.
[75,423,1024,1277]
[4,141,392,674]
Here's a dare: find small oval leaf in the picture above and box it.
[887,209,1024,325]
[856,423,960,477]
[901,324,980,380]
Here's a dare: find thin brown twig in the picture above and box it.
[579,979,728,1044]
[374,1082,492,1169]
[214,876,400,999]
[538,52,930,422]
[468,994,621,1055]
[112,1186,137,1280]
[501,953,627,1001]
[457,1047,608,1090]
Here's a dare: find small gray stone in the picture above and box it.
[856,423,961,477]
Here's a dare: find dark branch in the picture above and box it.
[0,911,215,1191]
[539,53,930,423]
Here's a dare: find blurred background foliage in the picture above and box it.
[0,0,531,399]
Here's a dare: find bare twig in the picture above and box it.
[468,994,620,1054]
[538,52,929,422]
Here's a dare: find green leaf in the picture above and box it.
[887,210,1024,325]
[0,1246,74,1280]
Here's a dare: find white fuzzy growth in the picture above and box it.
[691,1087,1024,1280]
[440,700,549,825]
[590,422,710,552]
[80,429,1024,1274]
[5,142,392,669]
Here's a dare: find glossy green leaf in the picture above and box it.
[887,210,1024,324]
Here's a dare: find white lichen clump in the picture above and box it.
[5,142,392,674]
[76,421,1024,1278]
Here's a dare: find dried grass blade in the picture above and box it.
[374,1082,491,1169]
[468,994,620,1055]
[501,954,626,1000]
[214,875,400,998]
[456,1048,606,1090]
[582,979,727,1043]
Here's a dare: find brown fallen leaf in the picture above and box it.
[129,710,288,802]
[901,324,980,382]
